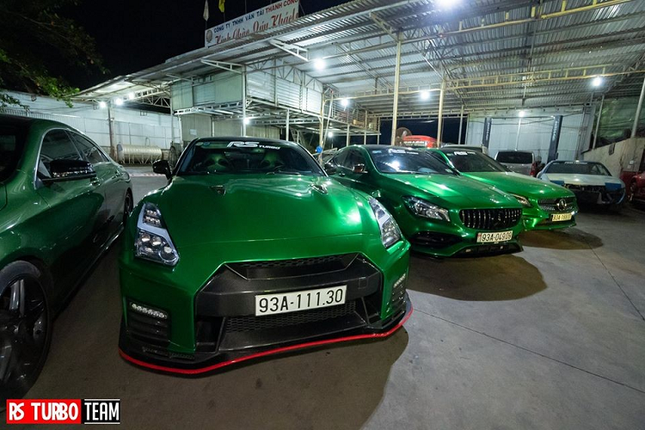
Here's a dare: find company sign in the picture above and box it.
[205,0,300,47]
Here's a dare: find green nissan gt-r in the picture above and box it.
[0,115,131,400]
[119,137,411,374]
[430,148,578,231]
[325,145,524,258]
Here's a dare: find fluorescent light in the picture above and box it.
[420,90,431,101]
[327,131,334,138]
[437,0,460,8]
[128,92,135,100]
[592,76,603,87]
[98,101,107,109]
[518,110,526,118]
[243,117,251,125]
[114,98,124,106]
[313,58,326,70]
[340,99,349,108]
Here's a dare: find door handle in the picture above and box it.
[338,172,346,177]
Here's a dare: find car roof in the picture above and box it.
[497,150,533,154]
[193,136,303,149]
[0,114,66,129]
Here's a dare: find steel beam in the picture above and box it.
[390,35,402,146]
[437,80,445,144]
[632,75,645,138]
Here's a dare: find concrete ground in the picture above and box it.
[18,171,645,430]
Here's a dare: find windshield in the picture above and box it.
[177,140,324,176]
[545,162,611,176]
[441,150,506,173]
[0,122,28,182]
[496,151,533,164]
[367,148,456,175]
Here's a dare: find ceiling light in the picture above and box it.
[98,101,107,109]
[340,99,349,108]
[114,98,124,106]
[518,110,526,118]
[128,92,135,100]
[243,117,251,125]
[592,76,603,87]
[313,58,326,70]
[437,0,460,8]
[420,90,431,101]
[327,131,334,138]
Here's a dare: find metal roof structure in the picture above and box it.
[76,0,645,141]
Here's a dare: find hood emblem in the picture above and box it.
[311,183,328,195]
[210,185,226,196]
[555,198,568,211]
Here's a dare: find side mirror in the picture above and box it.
[153,160,172,179]
[353,164,368,174]
[42,159,96,183]
[324,162,337,175]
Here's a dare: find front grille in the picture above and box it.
[459,208,522,231]
[538,196,576,212]
[565,184,604,192]
[225,301,357,333]
[127,310,170,346]
[227,254,357,279]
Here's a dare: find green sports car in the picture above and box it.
[119,137,411,373]
[325,145,524,258]
[430,148,578,231]
[0,115,131,400]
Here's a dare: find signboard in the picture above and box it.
[205,0,300,47]
[482,117,492,148]
[548,115,563,162]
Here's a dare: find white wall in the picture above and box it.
[465,106,593,161]
[1,90,179,150]
[583,138,645,176]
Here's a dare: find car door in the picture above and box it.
[337,149,376,195]
[69,131,126,240]
[34,129,104,304]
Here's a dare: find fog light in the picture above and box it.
[129,302,168,320]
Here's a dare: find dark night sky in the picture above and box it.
[65,0,346,88]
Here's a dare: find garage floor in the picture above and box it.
[20,173,645,430]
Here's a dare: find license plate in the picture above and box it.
[551,213,573,222]
[255,285,347,316]
[476,230,513,243]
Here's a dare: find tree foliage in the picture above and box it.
[0,0,106,107]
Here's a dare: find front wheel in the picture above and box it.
[0,261,52,403]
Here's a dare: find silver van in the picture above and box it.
[495,150,535,175]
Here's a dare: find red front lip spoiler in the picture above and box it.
[119,306,413,375]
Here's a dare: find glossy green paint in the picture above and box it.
[328,146,524,257]
[120,169,410,354]
[0,116,131,309]
[431,149,578,231]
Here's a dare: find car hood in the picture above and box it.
[465,172,574,199]
[0,184,5,211]
[542,173,624,187]
[383,173,521,208]
[154,175,375,247]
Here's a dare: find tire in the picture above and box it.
[0,261,52,403]
[123,189,133,226]
[628,181,637,204]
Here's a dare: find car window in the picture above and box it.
[342,150,366,170]
[496,151,533,164]
[367,148,455,175]
[442,150,506,173]
[0,123,27,182]
[177,140,324,176]
[39,129,82,178]
[70,132,108,165]
[545,162,611,175]
[330,150,347,167]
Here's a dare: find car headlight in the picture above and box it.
[510,194,532,207]
[402,196,450,222]
[134,202,179,266]
[368,198,402,249]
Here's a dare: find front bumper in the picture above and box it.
[567,187,625,205]
[119,244,411,373]
[521,207,577,231]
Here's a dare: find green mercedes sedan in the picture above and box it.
[118,138,411,374]
[325,145,524,258]
[430,148,578,231]
[0,115,132,400]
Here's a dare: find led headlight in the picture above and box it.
[510,194,532,207]
[134,202,179,266]
[402,196,450,222]
[368,198,401,249]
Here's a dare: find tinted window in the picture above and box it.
[39,130,82,178]
[330,151,347,166]
[0,123,27,182]
[367,148,455,175]
[442,150,506,173]
[341,150,366,170]
[496,151,533,164]
[70,132,108,164]
[545,162,611,176]
[178,140,324,176]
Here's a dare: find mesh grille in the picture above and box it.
[236,255,347,269]
[459,208,522,231]
[538,196,576,212]
[127,310,170,346]
[225,301,357,333]
[227,254,356,279]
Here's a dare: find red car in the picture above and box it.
[628,171,645,204]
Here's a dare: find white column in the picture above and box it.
[437,80,445,144]
[242,67,247,136]
[457,104,464,145]
[390,35,402,145]
[346,123,350,147]
[286,108,290,141]
[592,95,604,149]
